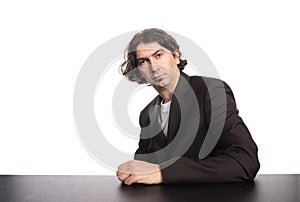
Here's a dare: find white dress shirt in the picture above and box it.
[160,100,171,137]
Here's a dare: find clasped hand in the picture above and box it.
[116,160,163,185]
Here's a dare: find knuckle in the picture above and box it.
[118,173,127,180]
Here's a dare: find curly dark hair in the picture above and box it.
[120,28,187,84]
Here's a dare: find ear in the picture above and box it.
[174,50,180,65]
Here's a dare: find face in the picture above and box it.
[135,42,180,91]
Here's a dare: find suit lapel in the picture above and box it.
[144,73,191,153]
[147,96,168,149]
[166,96,180,144]
[166,73,191,144]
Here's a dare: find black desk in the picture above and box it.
[0,175,299,202]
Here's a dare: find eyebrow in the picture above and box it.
[136,49,164,61]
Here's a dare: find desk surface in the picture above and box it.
[0,174,299,202]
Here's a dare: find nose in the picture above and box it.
[149,58,160,72]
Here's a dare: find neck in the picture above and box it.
[159,88,173,103]
[154,74,180,104]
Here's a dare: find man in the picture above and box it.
[116,28,260,185]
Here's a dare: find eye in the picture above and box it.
[155,52,163,59]
[138,59,147,66]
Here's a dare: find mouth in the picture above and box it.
[152,74,165,81]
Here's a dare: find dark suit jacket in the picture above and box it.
[134,72,260,184]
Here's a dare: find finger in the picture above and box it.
[124,174,139,185]
[118,162,133,174]
[117,172,131,181]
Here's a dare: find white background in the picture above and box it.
[0,0,299,175]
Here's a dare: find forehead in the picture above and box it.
[135,42,168,57]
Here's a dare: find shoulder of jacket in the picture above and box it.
[190,75,228,88]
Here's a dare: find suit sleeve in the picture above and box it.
[160,81,260,184]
